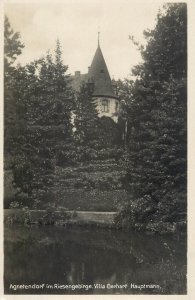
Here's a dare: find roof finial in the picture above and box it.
[98,31,100,47]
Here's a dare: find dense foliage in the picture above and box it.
[4,16,24,162]
[74,84,100,145]
[73,83,122,161]
[4,16,24,74]
[4,17,27,207]
[116,3,187,231]
[4,20,74,207]
[4,17,123,210]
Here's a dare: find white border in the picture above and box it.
[1,0,194,299]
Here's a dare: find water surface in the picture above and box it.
[4,225,186,294]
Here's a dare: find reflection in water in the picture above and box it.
[4,225,186,294]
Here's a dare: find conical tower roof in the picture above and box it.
[88,45,117,99]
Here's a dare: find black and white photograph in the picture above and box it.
[3,0,189,296]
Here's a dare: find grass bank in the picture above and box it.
[4,208,186,234]
[4,209,116,228]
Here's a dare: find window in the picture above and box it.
[115,101,119,112]
[102,99,109,112]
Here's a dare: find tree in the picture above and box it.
[115,79,135,147]
[27,44,73,161]
[74,84,100,145]
[4,16,24,75]
[4,16,25,160]
[4,17,29,207]
[116,3,187,231]
[6,39,74,208]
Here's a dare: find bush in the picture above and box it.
[114,190,186,233]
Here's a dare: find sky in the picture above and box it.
[4,0,165,80]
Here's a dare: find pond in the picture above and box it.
[4,225,186,295]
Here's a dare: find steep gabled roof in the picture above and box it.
[88,45,117,99]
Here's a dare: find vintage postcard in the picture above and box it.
[1,0,194,299]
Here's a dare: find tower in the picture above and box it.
[71,36,119,122]
[87,37,119,122]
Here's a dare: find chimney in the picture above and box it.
[75,71,80,77]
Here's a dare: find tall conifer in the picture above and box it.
[117,4,187,230]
